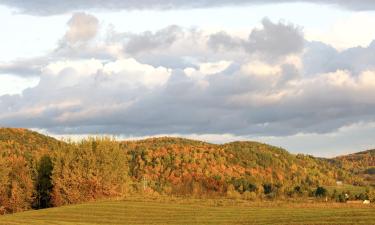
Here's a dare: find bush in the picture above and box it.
[263,183,273,195]
[242,191,257,201]
[227,184,241,199]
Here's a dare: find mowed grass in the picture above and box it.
[1,198,374,225]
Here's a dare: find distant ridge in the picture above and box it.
[0,127,372,158]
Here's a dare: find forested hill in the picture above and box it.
[0,128,374,214]
[335,149,375,185]
[336,149,375,167]
[0,128,64,151]
[124,138,372,195]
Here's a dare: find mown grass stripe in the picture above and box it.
[1,199,374,225]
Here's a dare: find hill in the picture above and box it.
[335,149,375,185]
[123,138,351,197]
[336,149,375,168]
[0,128,64,153]
[0,128,374,215]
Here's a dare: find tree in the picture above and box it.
[51,138,130,206]
[0,154,34,213]
[35,155,53,209]
[315,186,327,198]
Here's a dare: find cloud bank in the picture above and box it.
[0,0,375,15]
[1,14,375,142]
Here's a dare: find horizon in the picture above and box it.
[1,1,375,157]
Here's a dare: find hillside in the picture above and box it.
[123,138,350,197]
[335,149,375,185]
[0,128,374,215]
[336,149,375,168]
[0,128,64,153]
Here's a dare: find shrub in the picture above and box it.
[242,191,257,201]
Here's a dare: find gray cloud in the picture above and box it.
[123,25,183,54]
[208,18,304,60]
[2,16,375,140]
[208,32,243,51]
[1,0,375,15]
[0,58,45,77]
[303,41,375,76]
[246,18,303,58]
[1,54,375,138]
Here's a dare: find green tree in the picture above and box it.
[35,155,53,209]
[315,186,327,198]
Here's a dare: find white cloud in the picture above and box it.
[103,58,171,88]
[306,13,375,50]
[42,59,103,76]
[241,61,281,77]
[64,12,99,44]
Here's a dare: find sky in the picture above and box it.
[0,1,375,157]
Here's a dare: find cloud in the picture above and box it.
[122,25,183,54]
[208,32,243,51]
[1,0,375,15]
[63,12,99,45]
[0,16,303,77]
[302,40,375,76]
[306,13,375,49]
[2,55,375,138]
[246,18,304,59]
[1,15,375,145]
[208,18,304,60]
[0,58,45,77]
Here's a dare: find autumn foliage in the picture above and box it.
[0,128,373,214]
[51,138,129,206]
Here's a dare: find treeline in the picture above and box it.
[0,129,374,215]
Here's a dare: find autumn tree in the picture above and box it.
[0,154,34,214]
[51,138,130,206]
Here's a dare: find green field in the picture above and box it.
[324,184,368,196]
[1,199,374,225]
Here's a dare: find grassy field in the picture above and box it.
[324,184,369,196]
[1,198,374,225]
